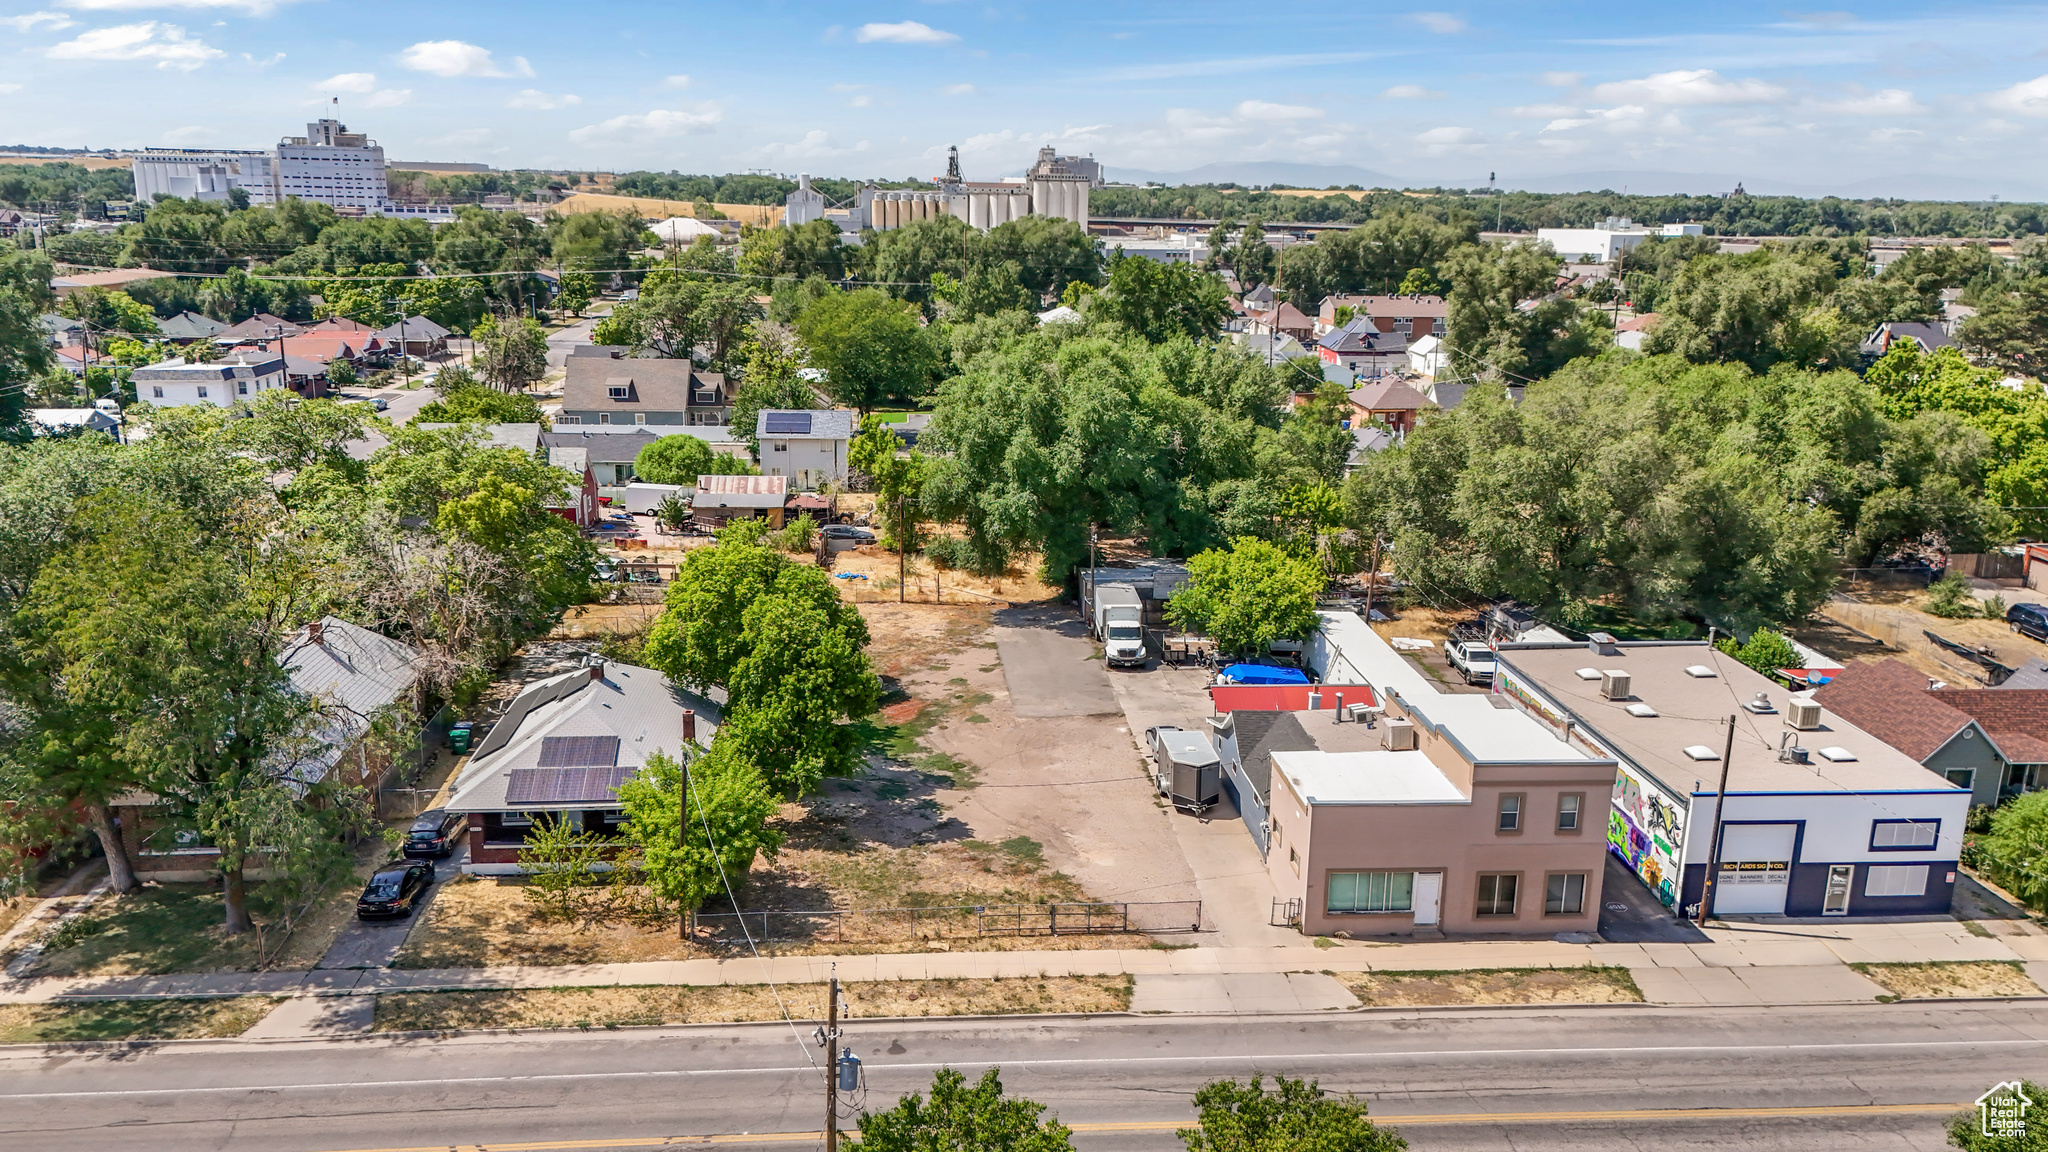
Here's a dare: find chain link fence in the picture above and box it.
[692,899,1204,947]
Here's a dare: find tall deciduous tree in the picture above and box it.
[1441,240,1605,381]
[1166,538,1325,658]
[1091,251,1231,344]
[726,335,820,458]
[796,289,940,413]
[858,1068,1075,1152]
[1179,1075,1406,1152]
[472,316,550,392]
[617,746,782,915]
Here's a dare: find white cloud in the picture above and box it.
[1539,71,1581,88]
[660,74,690,89]
[508,88,580,110]
[1820,87,1928,115]
[1234,99,1323,121]
[1589,69,1787,105]
[855,20,956,44]
[1868,126,1922,144]
[316,71,377,93]
[568,105,723,143]
[162,124,217,143]
[46,21,221,69]
[847,94,871,108]
[359,88,411,107]
[0,82,19,93]
[398,39,533,79]
[1,11,75,31]
[1415,125,1484,154]
[1409,11,1466,34]
[61,0,294,13]
[755,130,872,160]
[1507,101,1580,118]
[1379,84,1441,100]
[941,82,974,96]
[1986,74,2048,117]
[1542,118,1593,132]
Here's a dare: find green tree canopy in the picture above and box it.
[416,365,549,425]
[1090,251,1231,344]
[1166,539,1325,658]
[633,434,758,484]
[796,288,940,413]
[858,1068,1075,1152]
[1179,1075,1405,1152]
[617,746,782,914]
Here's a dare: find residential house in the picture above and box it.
[1407,333,1450,378]
[1318,318,1409,377]
[693,473,788,529]
[1248,301,1315,345]
[1997,660,2048,691]
[1347,424,1398,471]
[37,314,84,347]
[1239,332,1308,364]
[1240,283,1277,313]
[50,345,90,376]
[372,315,452,358]
[1812,660,2006,807]
[1036,305,1084,325]
[28,406,121,440]
[218,313,304,343]
[1494,637,1971,917]
[1929,685,2048,801]
[559,356,731,428]
[49,267,180,298]
[1615,313,1660,352]
[1861,321,1953,359]
[132,354,287,408]
[539,425,747,490]
[155,311,228,343]
[1940,288,1977,337]
[418,421,543,458]
[756,409,854,491]
[1346,295,1448,342]
[1347,379,1432,433]
[444,659,720,874]
[546,447,602,528]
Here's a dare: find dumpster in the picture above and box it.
[1148,726,1221,815]
[449,721,474,754]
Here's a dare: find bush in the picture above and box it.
[925,535,972,571]
[1715,629,1801,677]
[1979,791,2048,910]
[776,512,818,553]
[1924,571,1980,619]
[1985,594,2007,620]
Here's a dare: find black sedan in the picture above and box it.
[356,860,434,920]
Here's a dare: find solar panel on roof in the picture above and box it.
[536,735,620,767]
[505,765,636,806]
[764,412,812,435]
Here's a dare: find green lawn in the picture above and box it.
[27,883,317,977]
[0,997,279,1043]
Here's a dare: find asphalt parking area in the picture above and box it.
[1598,851,1709,943]
[991,603,1118,717]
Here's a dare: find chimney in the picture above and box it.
[588,662,604,682]
[307,620,324,645]
[681,709,696,742]
[1333,692,1344,723]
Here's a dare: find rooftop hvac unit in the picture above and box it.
[1787,698,1823,730]
[1383,718,1417,752]
[1600,670,1632,700]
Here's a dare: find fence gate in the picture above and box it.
[1271,898,1302,928]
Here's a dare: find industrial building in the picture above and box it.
[133,120,448,219]
[132,149,277,206]
[786,145,1094,235]
[1535,217,1705,263]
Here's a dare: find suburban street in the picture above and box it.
[2,1001,2039,1151]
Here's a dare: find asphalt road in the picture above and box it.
[3,1002,2040,1151]
[993,603,1119,718]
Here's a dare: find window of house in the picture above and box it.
[1288,847,1300,875]
[1326,871,1413,914]
[774,443,788,451]
[152,386,164,398]
[1557,794,1582,832]
[598,413,611,424]
[1476,873,1519,917]
[1871,820,1940,850]
[1945,768,1975,790]
[500,812,534,827]
[197,386,208,398]
[1497,794,1522,832]
[1865,864,1929,897]
[634,413,646,424]
[238,382,248,394]
[1545,872,1587,915]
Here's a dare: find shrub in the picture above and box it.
[1985,594,2007,620]
[1714,629,1802,678]
[1979,791,2048,910]
[925,535,971,571]
[1924,571,1979,619]
[776,513,819,553]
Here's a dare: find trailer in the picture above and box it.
[1147,726,1221,815]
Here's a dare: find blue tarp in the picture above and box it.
[1219,664,1310,686]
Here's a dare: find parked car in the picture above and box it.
[821,525,876,544]
[356,859,434,920]
[365,395,391,411]
[403,808,463,859]
[1447,640,1497,685]
[2010,602,2048,643]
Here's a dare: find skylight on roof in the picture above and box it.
[1683,745,1720,761]
[1626,703,1658,717]
[1685,665,1717,678]
[1574,667,1601,680]
[1817,746,1857,762]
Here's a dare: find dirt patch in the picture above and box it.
[1822,594,2029,686]
[0,996,279,1043]
[827,548,1059,610]
[1853,961,2043,1000]
[372,975,1132,1032]
[1335,966,1644,1007]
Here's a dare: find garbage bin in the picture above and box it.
[449,721,474,754]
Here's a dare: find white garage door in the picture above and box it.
[1714,823,1797,915]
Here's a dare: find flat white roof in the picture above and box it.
[1400,693,1596,764]
[1314,610,1441,702]
[1270,749,1469,806]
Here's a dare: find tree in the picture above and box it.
[415,365,548,425]
[849,415,927,551]
[1961,279,2048,377]
[1441,240,1604,381]
[1640,247,1856,372]
[727,336,820,457]
[1166,539,1325,658]
[1716,629,1802,677]
[325,358,358,389]
[472,316,550,392]
[1091,252,1231,344]
[1924,571,1981,619]
[796,289,940,413]
[858,1068,1074,1152]
[1980,794,2048,912]
[634,434,759,484]
[0,247,54,433]
[1947,1079,2048,1151]
[516,813,611,922]
[1179,1075,1405,1152]
[616,746,783,916]
[555,272,595,317]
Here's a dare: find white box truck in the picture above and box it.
[1092,583,1147,668]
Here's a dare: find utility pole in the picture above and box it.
[896,493,907,604]
[823,969,842,1152]
[1695,715,1737,926]
[676,720,693,943]
[1360,534,1384,621]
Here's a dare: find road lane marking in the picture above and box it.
[273,1102,1973,1152]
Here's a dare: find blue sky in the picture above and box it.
[5,1,2048,194]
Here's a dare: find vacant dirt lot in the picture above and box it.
[1335,966,1644,1007]
[1854,961,2043,1000]
[0,996,278,1043]
[373,975,1131,1032]
[1823,589,2042,686]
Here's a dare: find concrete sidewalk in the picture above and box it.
[5,916,2042,1014]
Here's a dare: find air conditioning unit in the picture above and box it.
[1600,670,1632,700]
[1383,719,1417,751]
[1787,698,1823,730]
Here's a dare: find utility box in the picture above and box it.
[1149,726,1221,814]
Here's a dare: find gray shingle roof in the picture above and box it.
[755,409,855,441]
[276,617,424,792]
[563,356,723,411]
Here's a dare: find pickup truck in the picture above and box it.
[1447,640,1496,685]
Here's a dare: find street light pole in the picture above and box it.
[1695,715,1738,926]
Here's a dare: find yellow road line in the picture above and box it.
[306,1101,1967,1151]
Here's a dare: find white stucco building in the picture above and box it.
[756,409,854,491]
[1536,219,1705,263]
[133,149,277,205]
[131,355,287,409]
[135,120,399,214]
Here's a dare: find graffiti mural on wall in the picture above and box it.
[1609,765,1685,907]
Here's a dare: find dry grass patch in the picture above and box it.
[0,996,279,1043]
[373,975,1131,1033]
[1853,961,2043,1000]
[1336,966,1643,1007]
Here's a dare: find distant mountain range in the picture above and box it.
[1104,160,2046,204]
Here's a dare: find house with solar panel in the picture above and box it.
[444,658,721,874]
[756,409,854,491]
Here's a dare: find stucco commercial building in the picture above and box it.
[1494,639,1970,918]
